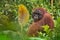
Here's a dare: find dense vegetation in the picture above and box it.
[0,0,60,40]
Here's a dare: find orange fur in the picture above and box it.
[27,8,54,36]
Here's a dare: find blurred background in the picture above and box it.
[0,0,60,40]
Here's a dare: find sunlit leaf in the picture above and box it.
[42,25,49,32]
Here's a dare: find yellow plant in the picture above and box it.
[42,25,49,33]
[18,4,29,26]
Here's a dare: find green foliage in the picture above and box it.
[42,25,50,33]
[0,0,60,40]
[54,17,60,40]
[0,30,20,40]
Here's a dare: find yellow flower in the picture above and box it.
[18,4,29,26]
